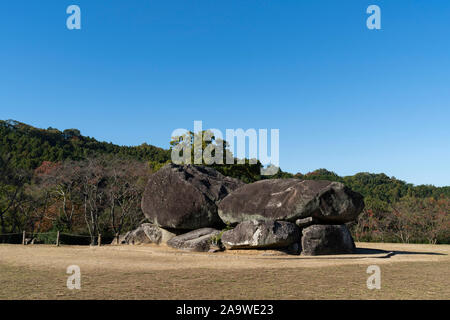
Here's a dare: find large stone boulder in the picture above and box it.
[221,220,300,249]
[112,224,178,245]
[218,179,364,225]
[167,228,221,252]
[141,164,244,230]
[301,224,355,256]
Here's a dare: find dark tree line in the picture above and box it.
[0,154,150,244]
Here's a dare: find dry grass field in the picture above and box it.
[0,242,448,300]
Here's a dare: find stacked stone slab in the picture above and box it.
[221,220,300,250]
[123,164,364,255]
[218,179,364,225]
[218,179,364,255]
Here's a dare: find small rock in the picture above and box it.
[141,223,178,244]
[111,224,178,245]
[167,228,221,252]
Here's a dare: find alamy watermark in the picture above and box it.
[366,265,381,290]
[66,5,81,30]
[66,265,81,290]
[65,5,381,31]
[367,5,381,30]
[170,121,280,176]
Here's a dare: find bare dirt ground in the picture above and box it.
[0,242,449,300]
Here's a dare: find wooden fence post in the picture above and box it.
[56,231,60,247]
[98,234,102,247]
[22,231,26,245]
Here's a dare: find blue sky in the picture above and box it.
[1,1,449,186]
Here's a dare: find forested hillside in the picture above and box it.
[0,119,170,169]
[0,120,448,244]
[295,169,450,208]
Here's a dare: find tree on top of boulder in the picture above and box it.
[169,130,262,183]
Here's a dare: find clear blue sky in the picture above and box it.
[1,1,449,186]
